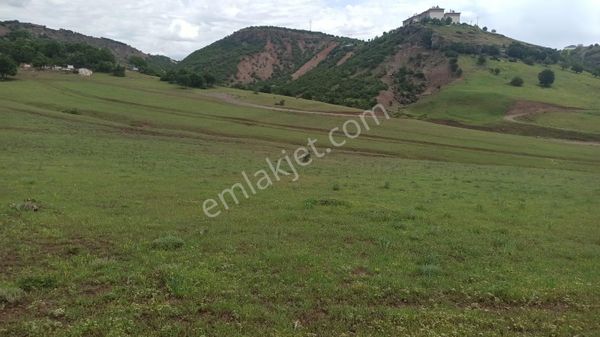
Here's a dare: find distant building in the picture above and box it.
[78,68,93,77]
[564,45,577,51]
[20,63,32,70]
[131,66,139,72]
[403,6,461,26]
[66,65,75,70]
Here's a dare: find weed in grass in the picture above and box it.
[417,264,442,277]
[0,287,25,304]
[151,236,184,251]
[156,265,189,298]
[18,276,57,291]
[332,183,340,191]
[9,198,40,212]
[61,108,80,115]
[304,198,350,208]
[383,181,391,189]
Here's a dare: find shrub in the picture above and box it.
[151,236,185,251]
[510,76,524,87]
[112,64,126,77]
[538,69,555,87]
[477,55,487,66]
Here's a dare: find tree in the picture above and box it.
[112,64,126,77]
[538,69,555,87]
[510,76,524,87]
[559,61,570,70]
[571,64,584,74]
[491,29,497,33]
[0,54,18,79]
[593,68,600,78]
[482,26,488,32]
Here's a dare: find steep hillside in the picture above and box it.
[0,20,176,73]
[182,23,560,109]
[179,26,360,84]
[563,44,600,72]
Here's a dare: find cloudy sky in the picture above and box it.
[1,0,598,60]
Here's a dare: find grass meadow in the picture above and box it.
[1,70,599,336]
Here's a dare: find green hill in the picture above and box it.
[180,23,562,109]
[0,20,176,74]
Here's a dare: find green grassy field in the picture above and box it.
[408,57,600,134]
[1,71,599,336]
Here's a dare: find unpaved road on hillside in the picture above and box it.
[201,92,368,117]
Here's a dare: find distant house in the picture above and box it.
[131,66,139,72]
[403,6,461,26]
[66,65,75,70]
[20,63,32,70]
[78,68,93,77]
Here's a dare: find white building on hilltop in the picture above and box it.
[403,6,461,26]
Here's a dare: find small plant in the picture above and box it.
[383,181,391,189]
[332,183,340,191]
[417,264,441,277]
[274,99,285,106]
[510,76,524,87]
[0,287,25,304]
[151,236,185,251]
[62,108,81,115]
[490,68,500,76]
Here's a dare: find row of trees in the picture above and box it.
[160,69,216,89]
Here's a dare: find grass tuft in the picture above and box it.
[0,287,25,304]
[17,276,57,291]
[151,236,185,251]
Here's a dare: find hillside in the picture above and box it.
[0,20,176,73]
[181,23,560,109]
[563,44,600,72]
[179,26,360,85]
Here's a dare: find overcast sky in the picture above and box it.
[1,0,599,60]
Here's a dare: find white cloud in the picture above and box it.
[0,0,598,60]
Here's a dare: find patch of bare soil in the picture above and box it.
[336,51,354,66]
[236,39,280,83]
[377,46,455,108]
[504,100,581,122]
[292,42,339,80]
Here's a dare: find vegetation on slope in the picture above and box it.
[179,26,358,84]
[0,29,120,74]
[0,20,176,75]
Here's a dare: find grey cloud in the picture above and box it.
[0,0,597,59]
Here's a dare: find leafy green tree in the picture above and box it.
[112,64,126,77]
[593,68,600,78]
[571,64,584,74]
[538,69,555,87]
[0,54,18,79]
[510,76,524,87]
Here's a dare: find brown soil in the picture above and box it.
[376,46,455,108]
[292,42,339,80]
[504,100,581,122]
[236,39,280,83]
[336,51,354,66]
